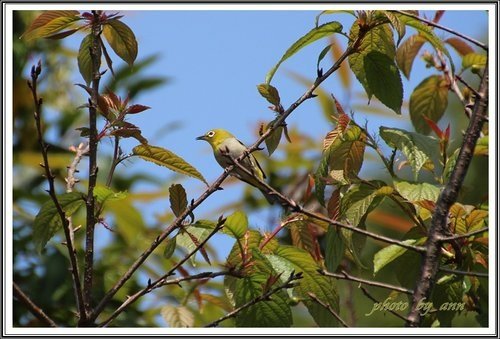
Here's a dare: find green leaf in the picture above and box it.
[21,10,81,41]
[232,251,292,327]
[265,21,343,84]
[462,52,487,71]
[78,34,94,85]
[383,11,406,45]
[314,150,330,206]
[443,148,459,180]
[161,305,194,327]
[176,226,211,267]
[380,127,438,180]
[348,23,395,98]
[257,83,281,106]
[224,210,248,239]
[341,181,389,228]
[315,10,355,27]
[316,43,332,71]
[265,122,283,156]
[373,239,418,274]
[325,225,345,272]
[168,183,187,217]
[133,144,208,185]
[474,136,488,155]
[33,192,85,253]
[163,236,177,259]
[396,34,426,79]
[396,13,455,73]
[409,75,449,134]
[102,19,138,66]
[270,246,339,327]
[94,185,127,205]
[395,181,441,203]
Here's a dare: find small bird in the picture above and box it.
[196,129,276,204]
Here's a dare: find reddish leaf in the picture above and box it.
[46,28,80,40]
[327,189,341,220]
[125,104,150,114]
[185,230,211,265]
[22,10,80,40]
[423,116,444,138]
[433,10,445,23]
[445,37,474,56]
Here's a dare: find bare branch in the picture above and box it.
[392,10,488,51]
[13,282,58,327]
[29,62,85,320]
[205,272,303,327]
[439,267,488,278]
[89,29,369,323]
[319,269,414,295]
[406,64,488,327]
[307,292,349,327]
[440,226,488,242]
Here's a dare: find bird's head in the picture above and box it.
[196,128,234,148]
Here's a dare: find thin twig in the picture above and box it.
[392,10,488,51]
[319,269,414,295]
[359,286,409,323]
[455,73,482,98]
[440,226,488,242]
[406,65,488,327]
[82,11,102,323]
[105,135,120,187]
[307,292,349,327]
[98,220,226,327]
[89,29,369,323]
[227,154,425,254]
[13,282,58,327]
[28,61,85,320]
[439,267,488,278]
[205,272,303,327]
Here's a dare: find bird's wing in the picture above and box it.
[235,138,267,180]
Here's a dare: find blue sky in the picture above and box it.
[55,9,488,259]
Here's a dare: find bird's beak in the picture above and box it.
[196,135,206,141]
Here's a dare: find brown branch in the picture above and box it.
[307,292,349,327]
[359,286,409,323]
[440,226,488,242]
[13,282,58,327]
[82,11,102,323]
[28,61,86,320]
[392,10,488,51]
[66,143,89,193]
[205,271,303,327]
[406,64,488,327]
[439,267,488,278]
[319,269,414,295]
[89,29,368,323]
[227,154,425,254]
[98,220,225,327]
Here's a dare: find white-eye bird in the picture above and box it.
[196,129,276,204]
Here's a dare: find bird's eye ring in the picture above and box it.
[207,130,215,138]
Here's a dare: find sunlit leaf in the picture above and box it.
[21,10,81,41]
[161,305,194,327]
[33,192,85,253]
[462,52,487,72]
[133,145,208,185]
[265,123,283,156]
[176,226,211,267]
[224,210,248,239]
[395,181,441,203]
[94,185,127,205]
[445,37,474,56]
[383,11,406,45]
[257,83,281,106]
[409,75,449,134]
[395,34,426,79]
[474,136,488,156]
[266,21,343,84]
[78,34,94,85]
[102,19,138,66]
[373,239,419,274]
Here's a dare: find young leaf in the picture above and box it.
[383,11,406,45]
[395,34,426,79]
[409,75,449,134]
[256,83,281,106]
[133,145,208,185]
[315,10,355,27]
[324,225,345,272]
[380,127,438,180]
[289,218,317,259]
[316,43,332,72]
[161,305,194,327]
[341,181,389,228]
[21,10,81,41]
[265,21,343,84]
[102,19,138,66]
[314,151,329,206]
[270,246,339,327]
[176,226,211,267]
[33,192,85,253]
[94,185,127,205]
[373,239,418,274]
[445,37,474,56]
[169,184,188,217]
[78,34,94,85]
[224,210,248,239]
